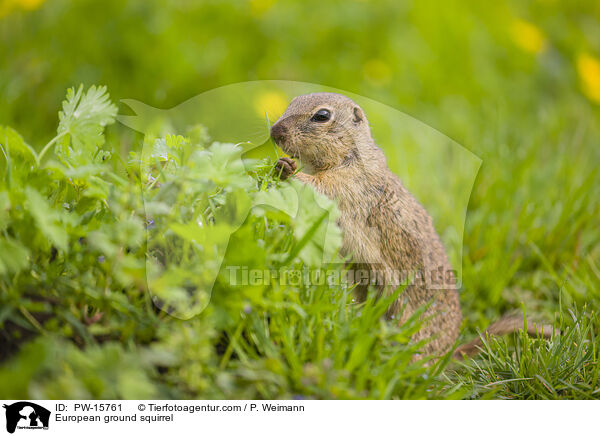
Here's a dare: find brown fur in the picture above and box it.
[453,316,555,359]
[271,93,555,358]
[271,92,461,356]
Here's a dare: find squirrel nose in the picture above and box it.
[270,122,288,143]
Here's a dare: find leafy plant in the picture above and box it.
[0,85,453,399]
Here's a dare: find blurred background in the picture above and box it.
[1,0,599,327]
[2,0,599,142]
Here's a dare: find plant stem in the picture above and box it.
[36,131,67,165]
[19,305,46,335]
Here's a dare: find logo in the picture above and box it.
[3,402,50,434]
[118,80,481,319]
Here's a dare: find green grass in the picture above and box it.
[449,307,600,399]
[1,84,599,399]
[0,86,446,399]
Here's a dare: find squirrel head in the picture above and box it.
[270,93,375,173]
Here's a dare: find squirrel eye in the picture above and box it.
[311,109,331,122]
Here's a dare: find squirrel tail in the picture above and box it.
[453,316,557,359]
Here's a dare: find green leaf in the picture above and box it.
[0,126,36,162]
[150,137,169,161]
[0,191,10,232]
[56,85,118,164]
[24,186,69,251]
[0,237,30,275]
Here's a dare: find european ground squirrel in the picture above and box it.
[270,92,554,358]
[271,92,461,356]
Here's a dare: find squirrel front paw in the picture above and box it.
[274,157,297,180]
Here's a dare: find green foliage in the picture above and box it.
[0,338,158,399]
[0,86,450,399]
[1,0,599,399]
[53,85,118,166]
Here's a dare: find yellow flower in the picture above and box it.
[249,0,275,16]
[0,0,45,18]
[511,19,546,54]
[577,53,600,104]
[18,0,45,10]
[363,59,392,86]
[254,91,288,121]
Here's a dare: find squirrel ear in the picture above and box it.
[352,106,364,124]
